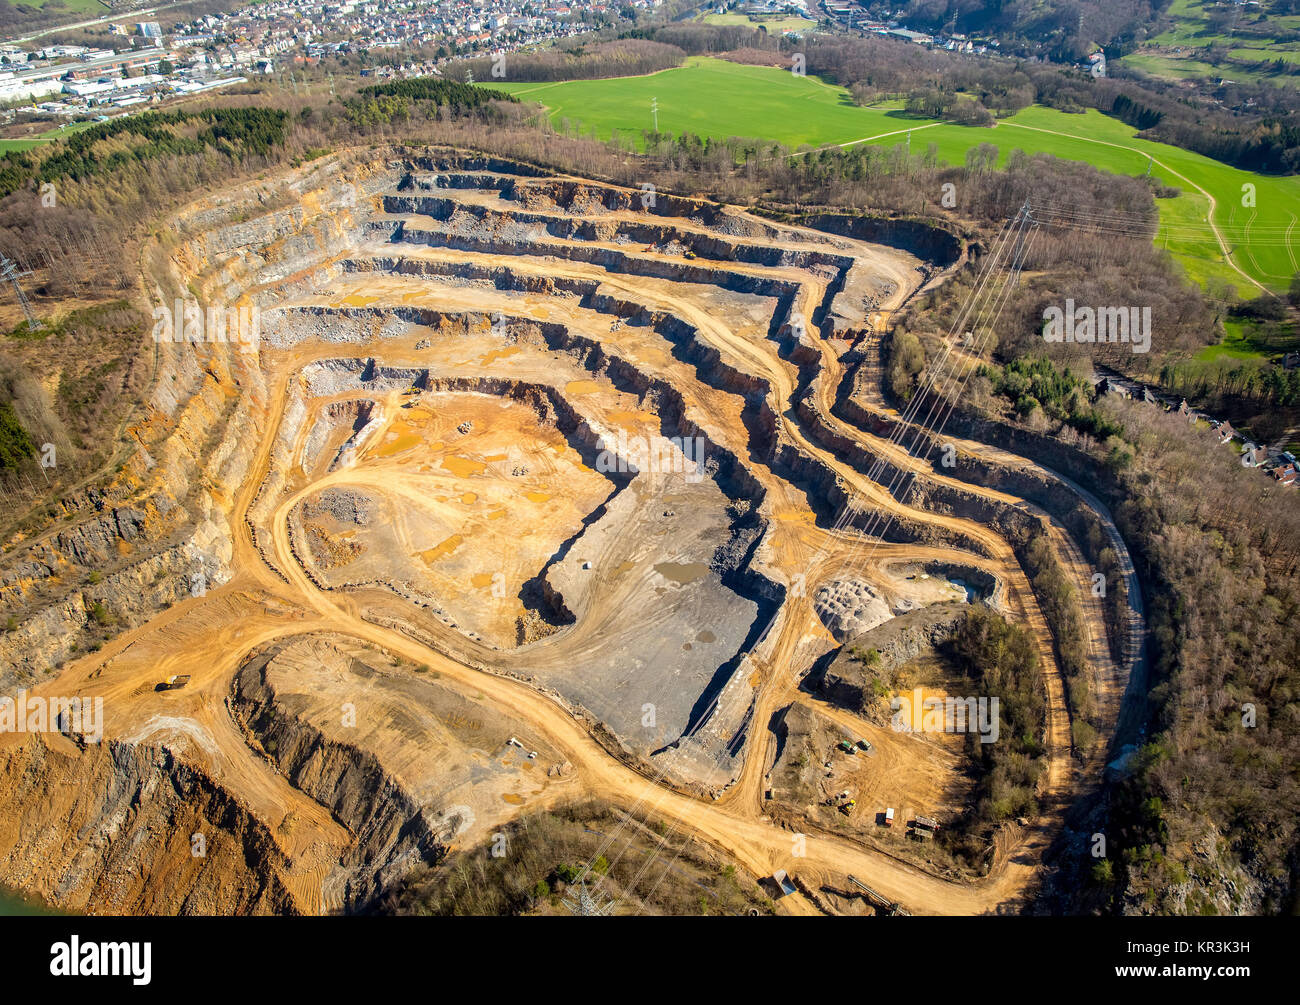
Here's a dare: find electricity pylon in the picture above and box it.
[562,881,615,916]
[0,256,39,330]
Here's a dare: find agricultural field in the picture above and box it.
[699,12,818,33]
[12,0,108,13]
[1117,0,1300,85]
[492,56,1300,297]
[1117,51,1258,84]
[498,56,907,149]
[0,120,100,153]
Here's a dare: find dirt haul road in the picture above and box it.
[244,259,1066,913]
[5,154,1144,916]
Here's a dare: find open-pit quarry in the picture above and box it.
[0,148,1144,915]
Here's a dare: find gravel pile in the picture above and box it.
[303,487,371,526]
[814,579,894,642]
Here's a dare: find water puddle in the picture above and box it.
[654,561,709,585]
[442,456,486,477]
[419,534,463,564]
[480,347,520,367]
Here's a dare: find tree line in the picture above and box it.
[0,107,291,200]
[445,39,685,84]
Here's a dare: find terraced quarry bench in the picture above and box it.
[0,147,1143,916]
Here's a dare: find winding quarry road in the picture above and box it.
[7,154,1149,915]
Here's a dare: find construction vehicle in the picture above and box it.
[855,738,873,753]
[683,250,697,260]
[913,815,940,832]
[837,740,857,755]
[156,674,191,691]
[847,875,910,915]
[883,807,895,827]
[839,799,856,816]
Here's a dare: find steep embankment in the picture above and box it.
[0,734,301,915]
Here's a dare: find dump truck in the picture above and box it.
[157,674,191,691]
[883,807,895,827]
[837,740,857,755]
[855,738,873,753]
[913,815,940,832]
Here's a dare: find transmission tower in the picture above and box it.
[562,881,615,916]
[0,256,39,331]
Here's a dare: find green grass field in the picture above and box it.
[1118,0,1300,85]
[500,57,903,149]
[0,120,99,153]
[1117,52,1257,84]
[699,13,817,33]
[491,57,1300,297]
[1196,319,1264,362]
[22,0,108,13]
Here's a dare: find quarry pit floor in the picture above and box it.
[0,154,1144,915]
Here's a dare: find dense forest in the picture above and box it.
[937,607,1048,871]
[446,39,686,84]
[892,300,1300,914]
[0,107,291,201]
[0,397,34,473]
[1092,400,1300,914]
[358,77,518,108]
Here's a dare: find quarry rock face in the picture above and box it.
[811,602,972,719]
[0,146,1141,916]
